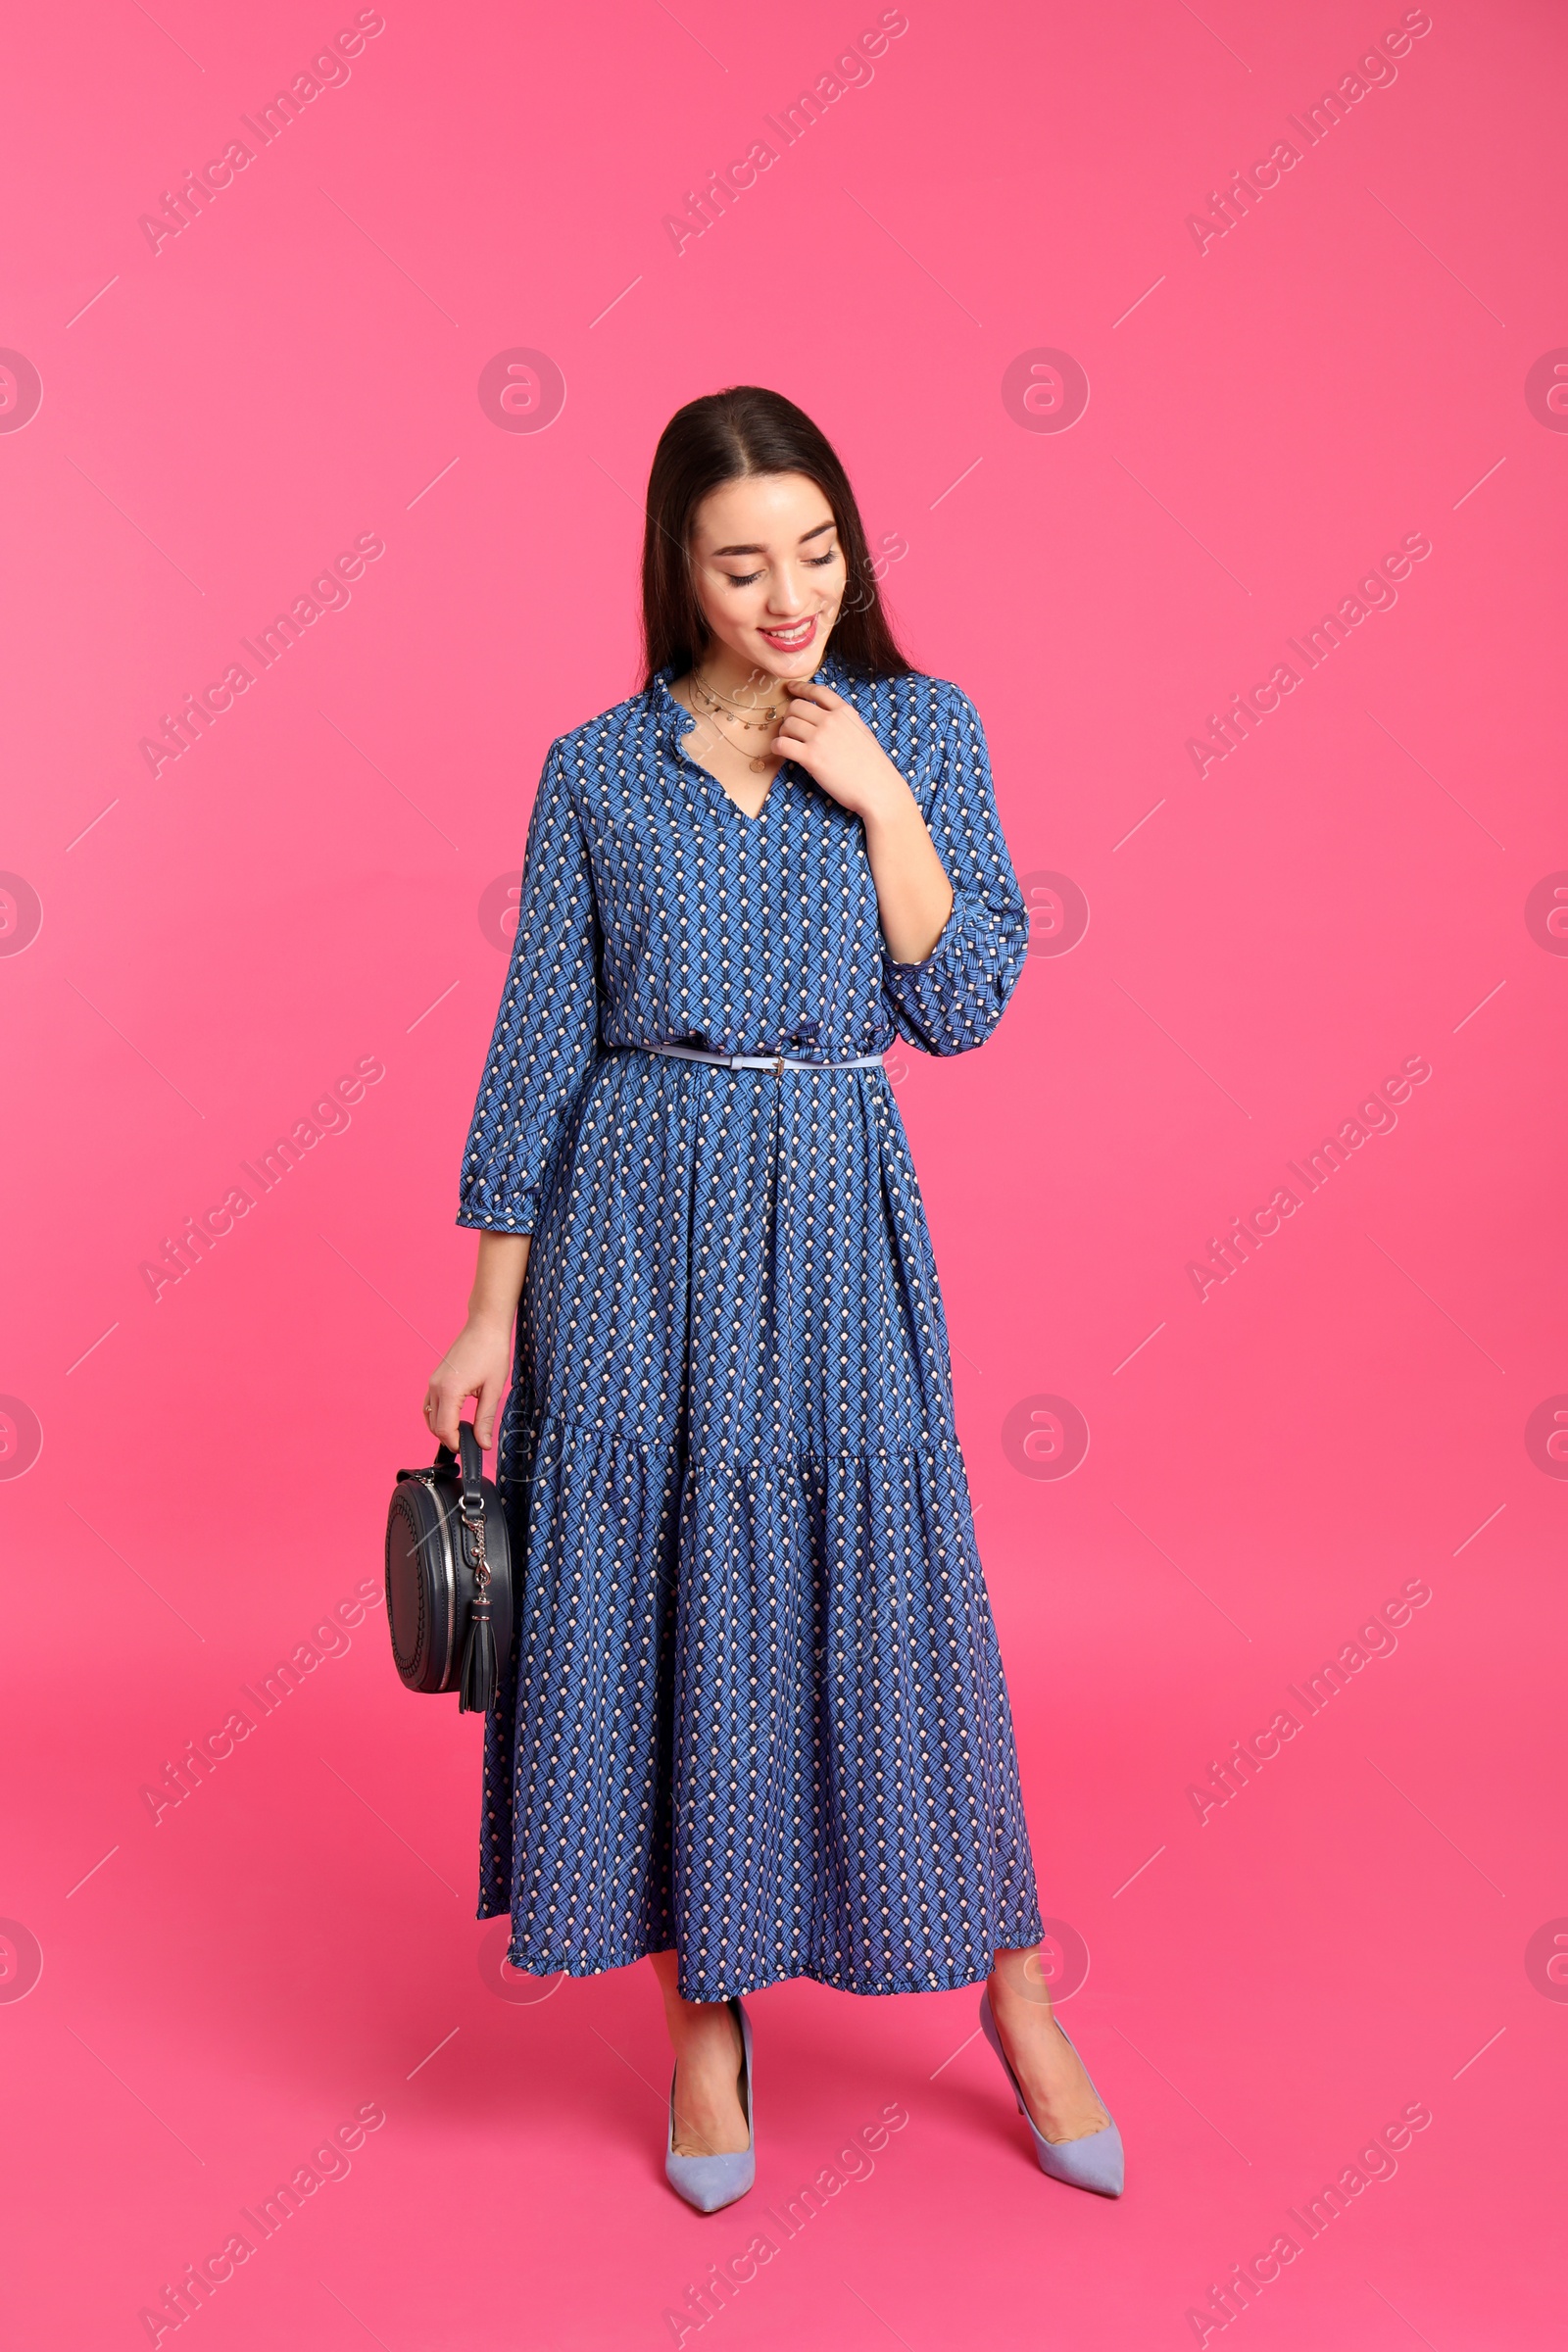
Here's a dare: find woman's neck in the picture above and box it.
[689,649,792,708]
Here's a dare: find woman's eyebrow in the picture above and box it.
[710,519,837,558]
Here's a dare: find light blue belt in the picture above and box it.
[631,1041,886,1073]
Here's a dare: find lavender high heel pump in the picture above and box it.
[978,1989,1125,2197]
[665,1996,755,2214]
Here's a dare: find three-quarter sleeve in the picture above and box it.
[880,681,1030,1056]
[458,740,602,1235]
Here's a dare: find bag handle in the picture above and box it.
[433,1419,486,1513]
[433,1420,489,1578]
[434,1419,497,1713]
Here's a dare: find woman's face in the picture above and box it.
[686,470,845,681]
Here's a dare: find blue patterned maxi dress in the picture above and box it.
[458,648,1044,2000]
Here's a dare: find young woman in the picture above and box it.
[424,385,1123,2208]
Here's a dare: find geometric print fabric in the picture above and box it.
[458,650,1044,1997]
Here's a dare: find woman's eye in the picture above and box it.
[720,548,839,589]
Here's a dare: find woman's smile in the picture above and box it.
[756,613,819,656]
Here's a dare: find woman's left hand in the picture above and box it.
[772,679,910,821]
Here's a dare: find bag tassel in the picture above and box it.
[459,1584,497,1715]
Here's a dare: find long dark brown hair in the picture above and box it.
[640,385,913,688]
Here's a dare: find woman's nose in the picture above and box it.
[764,568,810,613]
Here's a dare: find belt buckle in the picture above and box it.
[772,1053,786,1076]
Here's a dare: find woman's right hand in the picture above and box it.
[423,1233,530,1452]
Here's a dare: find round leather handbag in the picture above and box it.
[384,1420,514,1711]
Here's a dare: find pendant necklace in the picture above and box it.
[689,671,781,775]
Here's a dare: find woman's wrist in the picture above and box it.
[465,1298,517,1334]
[466,1231,530,1329]
[856,760,919,839]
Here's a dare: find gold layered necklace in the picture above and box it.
[689,670,783,774]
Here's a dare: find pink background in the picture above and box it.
[3,1,1565,2344]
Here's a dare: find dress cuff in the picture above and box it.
[456,1190,537,1237]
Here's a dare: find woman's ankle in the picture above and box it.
[662,1997,741,2063]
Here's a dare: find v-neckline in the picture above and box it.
[657,659,844,831]
[666,681,781,829]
